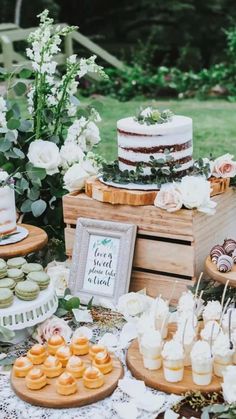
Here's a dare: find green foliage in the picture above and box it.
[202,403,236,418]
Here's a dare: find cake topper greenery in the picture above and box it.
[135,106,174,125]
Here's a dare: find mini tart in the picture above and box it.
[92,351,113,375]
[89,344,107,359]
[71,336,89,356]
[13,356,33,377]
[55,345,72,367]
[56,372,77,395]
[66,355,86,378]
[43,355,63,378]
[27,344,47,365]
[25,367,47,390]
[83,366,104,389]
[47,335,65,355]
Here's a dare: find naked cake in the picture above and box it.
[0,171,17,235]
[117,108,193,176]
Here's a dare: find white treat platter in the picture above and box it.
[0,225,29,246]
[99,176,159,191]
[0,282,58,330]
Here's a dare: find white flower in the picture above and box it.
[90,108,101,123]
[222,366,236,403]
[60,143,85,169]
[179,176,217,215]
[154,183,183,212]
[81,158,98,175]
[212,154,236,178]
[63,163,91,192]
[117,292,150,320]
[27,140,61,175]
[34,316,72,344]
[79,121,100,151]
[140,107,152,117]
[67,54,77,64]
[0,97,7,113]
[67,103,77,117]
[47,264,70,297]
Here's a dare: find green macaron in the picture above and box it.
[22,263,43,274]
[0,260,7,279]
[27,271,50,290]
[7,257,27,269]
[15,280,40,301]
[7,268,25,283]
[0,278,15,290]
[0,288,14,308]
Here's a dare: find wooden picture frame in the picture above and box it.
[69,218,137,306]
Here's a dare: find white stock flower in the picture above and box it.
[154,183,183,212]
[60,142,85,169]
[67,103,77,117]
[179,175,217,215]
[67,54,77,64]
[117,292,150,320]
[65,118,100,152]
[0,97,7,128]
[27,140,61,175]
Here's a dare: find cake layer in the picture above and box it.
[118,145,193,164]
[0,186,16,235]
[117,115,192,136]
[118,131,192,149]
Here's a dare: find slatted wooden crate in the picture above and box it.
[63,188,236,304]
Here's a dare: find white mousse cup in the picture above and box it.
[163,358,184,383]
[213,354,233,378]
[191,357,213,385]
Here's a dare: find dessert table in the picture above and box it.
[0,315,182,419]
[0,224,48,259]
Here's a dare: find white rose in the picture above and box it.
[81,158,98,175]
[222,366,236,403]
[34,316,72,344]
[154,183,183,212]
[60,143,85,169]
[140,107,152,117]
[212,153,236,178]
[117,292,149,320]
[27,140,61,175]
[179,175,217,215]
[63,163,90,192]
[47,264,70,297]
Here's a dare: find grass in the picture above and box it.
[85,96,236,161]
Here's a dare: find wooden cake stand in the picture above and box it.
[205,255,236,287]
[11,354,123,408]
[0,224,48,259]
[126,339,221,395]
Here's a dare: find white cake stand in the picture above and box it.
[0,282,58,342]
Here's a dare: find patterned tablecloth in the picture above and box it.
[0,321,179,419]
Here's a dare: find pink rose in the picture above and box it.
[154,183,183,212]
[212,154,236,178]
[34,316,72,344]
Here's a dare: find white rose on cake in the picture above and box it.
[154,183,183,212]
[179,176,217,215]
[212,154,236,178]
[27,140,61,175]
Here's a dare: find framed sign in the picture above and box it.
[69,218,137,306]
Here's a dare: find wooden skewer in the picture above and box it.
[220,297,231,326]
[167,281,178,306]
[221,279,230,307]
[195,272,203,300]
[210,323,215,358]
[182,319,188,347]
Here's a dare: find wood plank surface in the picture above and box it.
[0,224,48,259]
[11,354,123,408]
[126,339,221,395]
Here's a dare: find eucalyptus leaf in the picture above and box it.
[65,297,80,311]
[27,186,40,201]
[31,199,47,217]
[7,118,20,130]
[0,138,11,152]
[13,81,27,96]
[19,177,29,191]
[0,325,15,341]
[5,130,17,142]
[87,297,94,309]
[19,68,32,79]
[55,308,68,318]
[13,147,25,159]
[19,120,33,133]
[21,199,33,213]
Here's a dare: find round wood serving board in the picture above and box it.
[126,339,221,395]
[85,177,158,206]
[11,355,123,408]
[205,255,236,287]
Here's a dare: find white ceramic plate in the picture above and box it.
[0,225,29,246]
[99,176,160,191]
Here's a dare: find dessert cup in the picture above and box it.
[162,340,184,383]
[213,354,233,378]
[203,300,222,325]
[213,333,234,377]
[190,340,213,386]
[141,330,162,370]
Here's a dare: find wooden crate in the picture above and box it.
[63,188,236,304]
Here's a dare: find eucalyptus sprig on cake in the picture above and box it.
[0,9,107,239]
[135,107,174,125]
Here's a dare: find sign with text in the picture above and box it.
[83,235,120,296]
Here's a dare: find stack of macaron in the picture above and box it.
[0,257,50,308]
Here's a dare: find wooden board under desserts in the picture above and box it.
[205,255,236,287]
[126,339,221,395]
[11,354,123,408]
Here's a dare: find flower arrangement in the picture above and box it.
[135,107,174,125]
[0,10,107,239]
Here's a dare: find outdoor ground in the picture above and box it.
[87,96,236,161]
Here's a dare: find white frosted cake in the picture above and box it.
[0,171,16,235]
[117,110,193,176]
